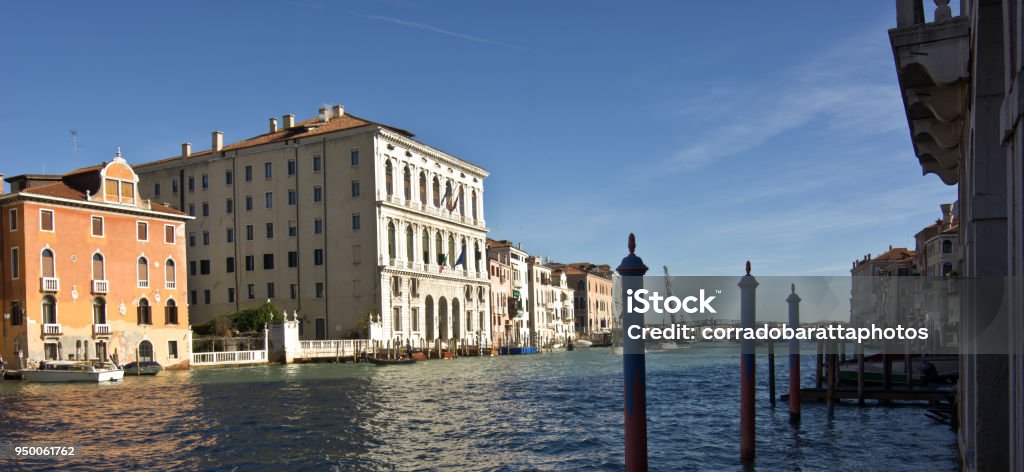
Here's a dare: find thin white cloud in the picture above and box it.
[359,14,523,50]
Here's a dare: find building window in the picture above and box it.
[189,232,196,247]
[172,179,179,193]
[288,220,297,237]
[226,256,235,273]
[41,295,57,324]
[411,308,419,331]
[154,183,161,197]
[247,284,255,299]
[226,228,234,243]
[313,155,323,172]
[264,162,273,179]
[201,174,209,189]
[288,251,298,268]
[8,208,17,231]
[245,165,253,181]
[432,177,440,208]
[245,255,255,271]
[165,259,176,287]
[225,169,234,185]
[942,240,953,253]
[202,202,209,217]
[137,298,152,325]
[40,209,54,231]
[91,253,105,280]
[288,190,297,205]
[313,186,323,202]
[203,231,210,245]
[188,176,195,192]
[403,166,412,200]
[137,257,149,287]
[164,224,175,244]
[246,225,254,241]
[393,307,401,331]
[290,284,298,300]
[189,261,197,276]
[350,149,360,166]
[419,172,427,204]
[226,198,234,214]
[267,282,275,299]
[203,289,211,304]
[200,259,211,275]
[136,222,148,241]
[315,282,325,298]
[287,159,296,176]
[10,301,23,326]
[91,216,104,237]
[227,287,235,303]
[352,213,361,230]
[245,195,253,211]
[165,299,178,324]
[265,222,274,239]
[44,343,58,360]
[314,218,323,234]
[264,253,275,270]
[189,290,197,305]
[40,248,55,278]
[353,244,362,264]
[9,247,18,280]
[385,161,394,196]
[351,180,360,198]
[188,204,195,217]
[314,249,324,266]
[168,340,179,359]
[265,192,273,209]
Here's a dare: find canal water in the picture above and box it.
[0,345,957,471]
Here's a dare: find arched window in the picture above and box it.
[942,262,953,276]
[137,257,149,287]
[432,177,440,207]
[422,229,430,264]
[387,222,397,260]
[458,187,465,215]
[406,226,414,262]
[474,242,481,272]
[403,166,411,200]
[137,298,151,325]
[165,259,176,288]
[419,172,427,204]
[138,340,153,362]
[41,295,57,324]
[165,299,178,324]
[435,232,444,265]
[942,240,953,253]
[444,181,452,209]
[448,235,456,265]
[41,248,55,277]
[91,253,105,280]
[385,161,394,196]
[471,190,478,220]
[92,297,106,324]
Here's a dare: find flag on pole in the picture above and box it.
[438,253,448,272]
[455,246,466,268]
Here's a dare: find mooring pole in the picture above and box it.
[738,261,759,461]
[856,342,865,405]
[768,340,776,407]
[787,283,801,423]
[618,233,649,472]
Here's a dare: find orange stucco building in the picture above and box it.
[0,154,193,370]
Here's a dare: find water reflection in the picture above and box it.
[0,348,956,471]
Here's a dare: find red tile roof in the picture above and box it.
[15,178,187,217]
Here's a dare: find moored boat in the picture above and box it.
[122,361,163,376]
[22,361,124,383]
[575,339,593,348]
[365,356,417,366]
[837,354,957,385]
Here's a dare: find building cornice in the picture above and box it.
[0,193,193,222]
[377,128,489,178]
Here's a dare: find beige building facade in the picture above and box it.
[135,105,490,343]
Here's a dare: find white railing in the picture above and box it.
[93,323,111,336]
[137,280,149,288]
[92,279,109,294]
[40,277,59,292]
[42,323,62,336]
[165,280,176,290]
[191,350,268,366]
[299,339,360,359]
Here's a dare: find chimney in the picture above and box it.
[282,114,295,128]
[212,131,223,152]
[181,143,191,159]
[318,107,328,122]
[269,117,278,133]
[940,203,953,229]
[332,104,345,118]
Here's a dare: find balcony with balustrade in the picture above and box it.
[93,323,112,337]
[91,279,109,294]
[42,323,62,337]
[40,277,59,292]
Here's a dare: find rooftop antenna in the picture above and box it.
[70,130,80,161]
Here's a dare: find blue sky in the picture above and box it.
[0,1,956,276]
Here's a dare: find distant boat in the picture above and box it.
[575,340,593,348]
[122,361,163,376]
[365,356,417,366]
[22,361,124,383]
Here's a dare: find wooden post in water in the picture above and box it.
[768,340,776,407]
[815,339,824,390]
[857,342,865,405]
[738,261,759,462]
[826,340,836,418]
[904,340,912,389]
[618,233,649,471]
[786,284,801,423]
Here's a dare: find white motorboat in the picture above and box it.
[575,339,593,348]
[22,361,125,383]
